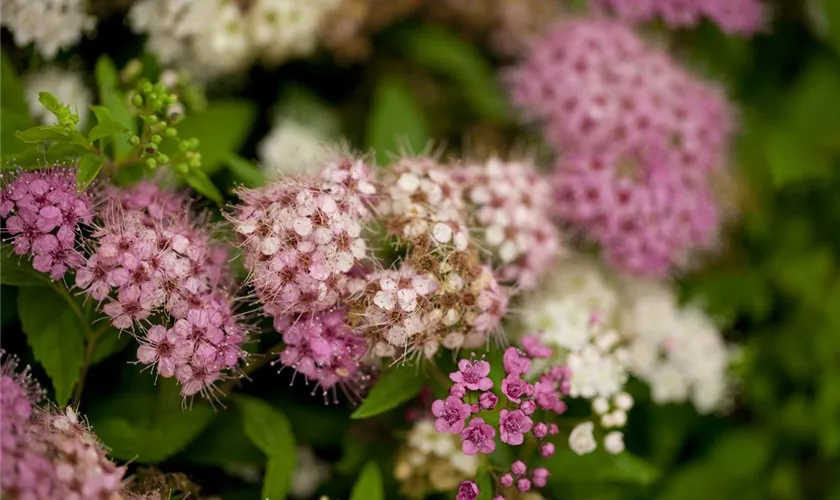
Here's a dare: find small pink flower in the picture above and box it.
[500,473,513,487]
[461,417,496,455]
[511,460,527,475]
[503,347,532,376]
[532,467,550,488]
[499,409,533,446]
[517,478,532,493]
[136,325,193,378]
[450,359,493,391]
[501,373,534,403]
[431,396,471,434]
[540,442,556,457]
[479,391,498,410]
[450,383,467,398]
[520,400,536,415]
[521,334,553,358]
[533,422,548,439]
[456,480,480,500]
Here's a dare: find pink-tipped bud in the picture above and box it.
[533,422,548,439]
[532,467,550,487]
[517,478,531,492]
[511,460,527,475]
[450,383,467,398]
[479,391,498,410]
[540,442,556,457]
[520,400,536,415]
[500,473,514,487]
[548,423,559,435]
[471,403,481,414]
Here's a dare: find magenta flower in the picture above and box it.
[461,417,496,455]
[456,480,480,500]
[521,334,553,359]
[499,409,534,445]
[450,383,467,398]
[595,0,765,35]
[450,359,494,391]
[534,380,568,414]
[479,391,498,410]
[533,423,548,439]
[501,373,534,403]
[137,325,193,378]
[503,347,532,376]
[431,395,472,434]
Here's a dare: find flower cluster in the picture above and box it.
[0,167,94,280]
[24,67,93,128]
[0,0,96,59]
[453,158,563,290]
[76,182,245,397]
[395,419,480,497]
[352,156,509,361]
[1,353,128,499]
[231,156,375,319]
[618,277,734,413]
[509,18,733,275]
[431,351,569,498]
[273,308,368,400]
[258,119,332,178]
[595,0,765,36]
[129,0,340,81]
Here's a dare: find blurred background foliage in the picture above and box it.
[3,0,840,498]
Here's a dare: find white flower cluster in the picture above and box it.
[129,0,339,81]
[617,278,734,414]
[1,0,95,59]
[23,67,93,128]
[395,419,479,486]
[523,257,735,454]
[290,447,330,499]
[258,119,331,178]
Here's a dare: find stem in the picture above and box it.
[71,322,111,406]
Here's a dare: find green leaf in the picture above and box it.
[0,244,51,286]
[351,364,426,419]
[544,448,660,486]
[179,410,263,466]
[173,100,257,174]
[77,154,106,188]
[17,286,85,404]
[0,286,17,326]
[476,469,494,500]
[237,395,296,500]
[89,379,217,463]
[95,56,136,159]
[365,76,429,165]
[1,50,30,116]
[38,92,63,117]
[88,105,128,142]
[15,125,71,143]
[350,461,384,500]
[397,26,508,121]
[89,330,133,366]
[226,154,266,187]
[1,110,37,160]
[184,169,223,202]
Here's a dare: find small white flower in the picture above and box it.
[614,392,634,411]
[604,431,625,455]
[592,396,610,415]
[290,447,330,499]
[259,119,330,177]
[569,422,597,455]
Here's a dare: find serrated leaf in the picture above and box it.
[95,56,136,159]
[350,461,384,500]
[15,125,71,143]
[173,100,257,174]
[17,286,86,404]
[226,154,266,187]
[88,105,128,142]
[237,395,296,500]
[184,169,223,202]
[544,448,660,486]
[351,364,426,419]
[365,77,429,165]
[0,244,51,286]
[1,50,30,116]
[77,154,106,188]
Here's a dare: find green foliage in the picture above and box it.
[173,100,257,174]
[351,364,427,419]
[95,56,136,159]
[226,154,266,187]
[17,287,86,404]
[77,153,106,188]
[544,449,660,487]
[350,461,385,500]
[237,395,297,500]
[366,76,429,165]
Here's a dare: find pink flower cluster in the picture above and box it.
[553,148,720,276]
[76,183,245,397]
[509,18,732,275]
[595,0,765,35]
[453,158,563,290]
[1,353,127,499]
[0,167,93,280]
[273,308,367,400]
[432,347,568,498]
[230,157,375,319]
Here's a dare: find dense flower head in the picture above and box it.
[595,0,765,35]
[1,353,43,463]
[509,18,734,175]
[76,183,244,398]
[273,308,368,400]
[553,147,722,276]
[128,0,340,81]
[394,419,480,496]
[617,278,734,413]
[453,157,563,290]
[231,155,375,320]
[1,0,96,59]
[0,166,93,280]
